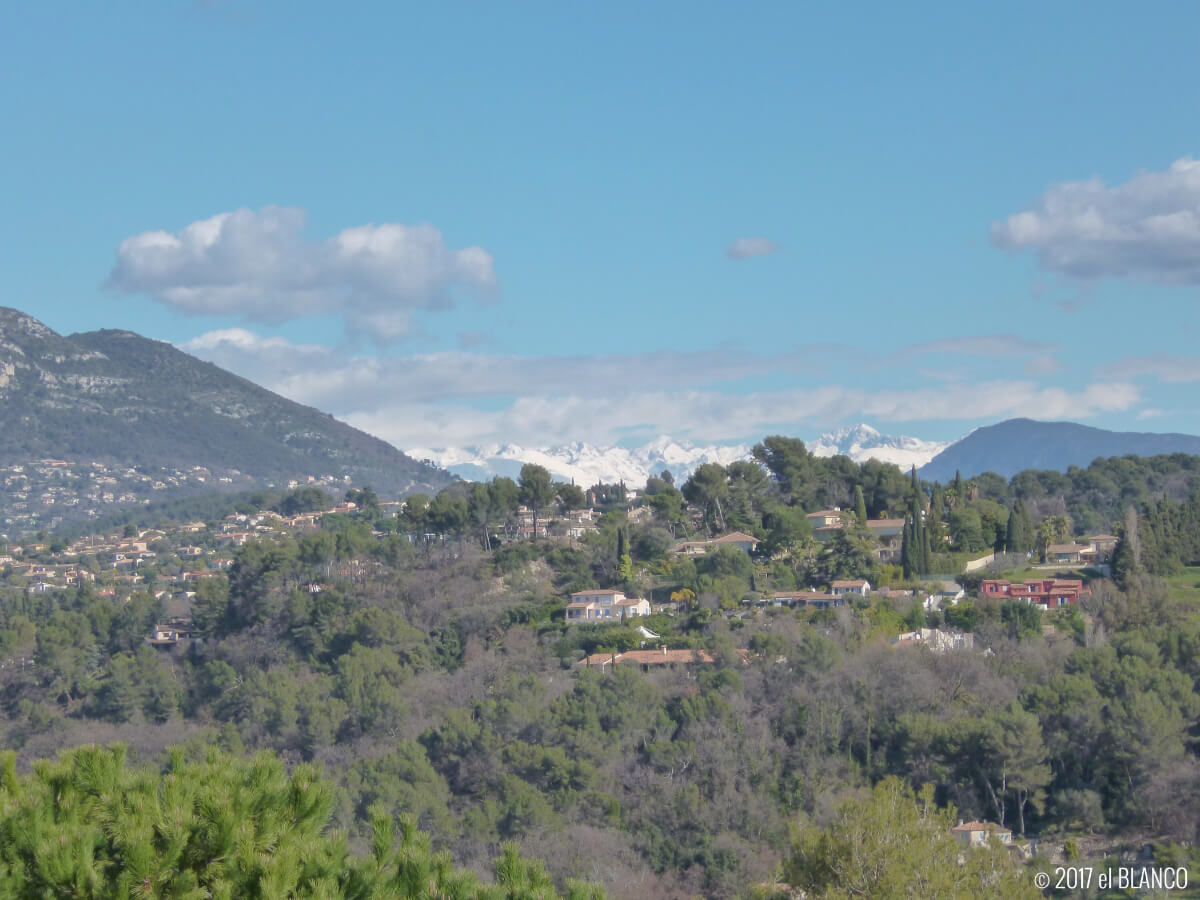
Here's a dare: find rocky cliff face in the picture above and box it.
[0,307,453,496]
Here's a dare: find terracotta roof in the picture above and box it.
[712,531,759,544]
[571,588,626,597]
[952,820,1009,833]
[579,648,751,667]
[806,509,843,518]
[832,579,869,588]
[773,590,838,601]
[866,518,905,528]
[580,648,718,667]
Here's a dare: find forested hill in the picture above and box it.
[0,307,452,496]
[7,438,1200,896]
[921,418,1200,481]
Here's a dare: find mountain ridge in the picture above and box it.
[0,307,453,498]
[920,418,1200,481]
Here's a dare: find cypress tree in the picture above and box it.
[854,485,868,525]
[1005,500,1034,554]
[901,517,915,580]
[1111,507,1142,589]
[904,494,923,577]
[1006,502,1023,552]
[927,485,945,546]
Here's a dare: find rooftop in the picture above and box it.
[712,531,759,544]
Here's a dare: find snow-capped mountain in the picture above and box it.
[412,426,950,486]
[809,424,950,470]
[411,437,753,487]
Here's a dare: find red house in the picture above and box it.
[980,578,1087,609]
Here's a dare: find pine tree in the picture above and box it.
[0,745,604,899]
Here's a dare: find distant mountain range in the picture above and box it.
[9,305,1200,501]
[422,418,1200,488]
[415,425,949,485]
[0,307,453,497]
[412,437,753,486]
[920,418,1200,481]
[808,424,951,470]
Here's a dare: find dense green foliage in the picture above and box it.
[7,436,1200,896]
[781,778,1038,899]
[0,744,603,899]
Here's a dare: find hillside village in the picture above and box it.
[4,441,1200,897]
[0,480,1119,655]
[0,456,362,535]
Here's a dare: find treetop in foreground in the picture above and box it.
[0,744,604,900]
[782,778,1040,900]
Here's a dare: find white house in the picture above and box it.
[830,579,871,597]
[566,589,652,624]
[951,820,1012,847]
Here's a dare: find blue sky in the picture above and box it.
[2,1,1198,451]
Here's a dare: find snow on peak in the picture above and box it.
[809,424,949,469]
[412,426,948,486]
[411,439,752,486]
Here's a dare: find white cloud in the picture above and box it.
[456,329,489,349]
[1097,354,1200,383]
[901,335,1061,379]
[906,334,1057,356]
[180,328,1140,450]
[727,236,779,260]
[108,206,497,340]
[991,157,1200,284]
[182,327,328,355]
[340,381,1140,450]
[181,330,850,406]
[1022,355,1062,377]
